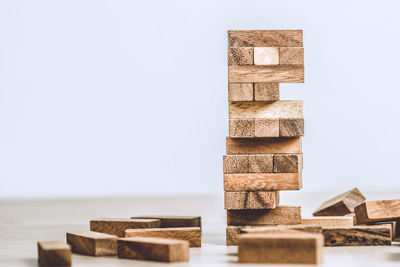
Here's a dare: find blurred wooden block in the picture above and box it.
[313,188,366,216]
[367,221,400,241]
[254,118,279,137]
[125,227,201,247]
[118,237,189,262]
[226,226,241,246]
[223,155,248,173]
[302,217,354,227]
[280,118,304,137]
[238,233,323,264]
[38,240,71,267]
[229,101,303,120]
[241,225,322,234]
[254,83,279,102]
[228,47,253,65]
[227,206,301,225]
[228,30,303,47]
[224,173,301,191]
[248,154,273,173]
[355,199,400,224]
[279,47,304,65]
[66,231,117,256]
[274,154,302,173]
[226,137,302,154]
[131,216,201,228]
[228,65,304,83]
[90,218,160,237]
[254,47,279,65]
[323,225,391,246]
[229,119,254,137]
[228,83,253,101]
[224,191,279,210]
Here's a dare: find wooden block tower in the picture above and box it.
[224,30,305,245]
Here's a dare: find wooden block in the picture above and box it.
[274,154,302,173]
[38,240,71,267]
[66,231,117,256]
[241,225,322,234]
[118,237,189,262]
[125,227,201,247]
[367,221,400,241]
[224,173,301,191]
[226,226,241,246]
[90,218,161,237]
[248,154,273,173]
[313,187,366,216]
[130,216,201,228]
[279,47,304,65]
[254,47,279,65]
[223,155,248,173]
[228,47,253,66]
[228,30,303,47]
[228,65,304,83]
[280,118,304,136]
[226,136,302,154]
[254,83,279,102]
[323,225,391,246]
[228,83,253,101]
[227,206,301,225]
[302,216,354,227]
[355,199,400,224]
[229,119,254,138]
[238,233,323,264]
[224,191,279,210]
[254,118,279,137]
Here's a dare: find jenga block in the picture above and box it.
[226,137,302,154]
[254,118,279,137]
[254,47,279,65]
[274,154,302,173]
[226,226,241,246]
[228,83,253,101]
[223,155,248,173]
[279,118,304,136]
[229,101,303,120]
[313,187,366,216]
[254,83,279,102]
[355,199,400,224]
[229,119,254,138]
[323,225,391,246]
[227,206,301,225]
[38,241,71,267]
[228,30,303,47]
[367,221,400,241]
[224,173,301,191]
[228,47,253,66]
[248,154,273,173]
[279,47,304,65]
[66,231,117,256]
[228,65,304,83]
[118,237,189,262]
[125,227,201,247]
[130,216,201,228]
[238,233,323,264]
[301,217,354,227]
[241,224,322,234]
[224,191,279,210]
[90,218,160,237]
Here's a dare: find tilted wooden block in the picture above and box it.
[227,206,301,225]
[228,47,253,66]
[313,187,366,216]
[254,83,279,102]
[323,225,391,246]
[228,65,304,83]
[90,218,161,237]
[224,191,279,210]
[228,30,303,47]
[226,136,302,154]
[238,233,323,264]
[224,173,301,191]
[125,227,201,247]
[279,47,304,65]
[254,47,279,65]
[229,119,254,138]
[355,199,400,224]
[279,118,304,137]
[66,231,117,256]
[230,100,303,120]
[302,216,354,227]
[118,237,189,262]
[274,154,302,173]
[38,240,71,267]
[241,224,322,234]
[131,216,201,228]
[228,83,253,101]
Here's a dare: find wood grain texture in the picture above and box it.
[224,191,279,210]
[223,155,249,173]
[279,47,304,65]
[367,221,400,241]
[90,218,161,237]
[226,226,241,246]
[229,101,303,119]
[228,30,303,47]
[228,65,304,83]
[254,83,279,102]
[38,240,71,267]
[355,199,400,224]
[125,227,201,247]
[238,233,323,264]
[66,231,117,256]
[313,188,366,216]
[254,118,279,137]
[227,206,301,226]
[254,47,279,65]
[323,225,391,246]
[248,154,273,173]
[241,224,322,234]
[302,217,354,227]
[280,118,304,137]
[229,119,254,138]
[228,47,253,66]
[118,237,189,262]
[130,216,201,228]
[228,83,253,101]
[224,173,301,191]
[273,154,302,173]
[226,137,302,154]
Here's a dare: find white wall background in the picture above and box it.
[1,0,400,198]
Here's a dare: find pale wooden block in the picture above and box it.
[228,47,253,66]
[229,119,254,138]
[228,83,253,101]
[323,225,391,246]
[254,83,279,102]
[66,231,117,256]
[302,217,354,227]
[355,199,400,224]
[228,65,304,83]
[241,225,322,234]
[273,154,302,173]
[226,137,302,154]
[280,118,304,137]
[254,47,279,65]
[254,118,279,137]
[38,240,71,267]
[228,30,303,47]
[223,155,248,173]
[279,47,304,65]
[248,154,273,173]
[224,191,279,210]
[224,173,302,191]
[227,206,302,225]
[130,216,201,228]
[90,218,161,237]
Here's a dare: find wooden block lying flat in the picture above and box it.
[254,118,279,137]
[313,187,366,216]
[280,118,304,136]
[90,218,160,237]
[254,83,279,102]
[241,225,322,234]
[38,240,71,267]
[223,155,249,173]
[302,217,354,227]
[355,199,400,224]
[226,136,302,154]
[224,173,301,191]
[367,221,400,241]
[228,30,303,47]
[229,119,254,137]
[131,216,201,228]
[228,47,253,66]
[274,153,302,173]
[224,191,279,210]
[228,83,253,101]
[238,233,323,264]
[223,154,275,173]
[118,237,189,262]
[323,225,391,246]
[227,206,301,225]
[254,47,279,65]
[279,47,304,65]
[228,65,304,83]
[248,154,273,172]
[226,226,241,246]
[66,231,117,256]
[125,227,201,247]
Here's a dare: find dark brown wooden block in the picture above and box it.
[228,83,253,101]
[66,231,117,256]
[228,47,253,65]
[228,65,304,83]
[131,216,201,228]
[274,154,302,173]
[322,225,391,246]
[226,137,302,154]
[224,191,279,210]
[254,83,279,102]
[90,218,160,237]
[38,240,71,267]
[279,47,304,65]
[279,118,304,137]
[224,173,302,191]
[355,199,400,224]
[228,30,303,47]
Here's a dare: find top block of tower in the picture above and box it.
[228,30,303,47]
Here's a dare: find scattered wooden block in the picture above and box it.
[241,224,322,234]
[229,119,254,138]
[254,83,279,102]
[228,65,304,83]
[248,154,273,173]
[228,30,303,47]
[66,231,117,256]
[302,216,354,227]
[90,218,160,237]
[224,191,279,210]
[38,240,71,267]
[226,136,302,154]
[224,173,301,191]
[254,47,279,65]
[279,47,304,65]
[223,155,248,173]
[238,233,323,264]
[273,154,302,173]
[130,216,201,228]
[313,187,366,216]
[228,47,253,65]
[227,206,301,225]
[323,225,391,246]
[228,83,253,101]
[355,199,400,224]
[125,227,201,247]
[118,237,189,262]
[254,118,279,137]
[279,118,304,137]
